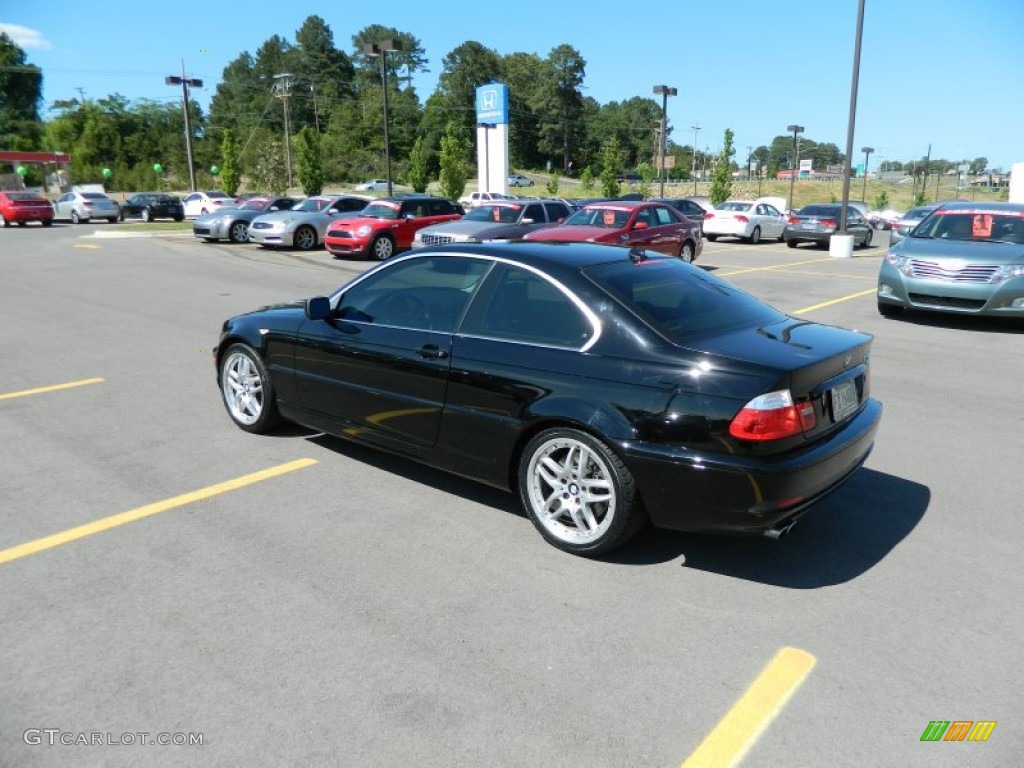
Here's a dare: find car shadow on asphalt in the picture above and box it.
[881,312,1022,334]
[607,468,930,587]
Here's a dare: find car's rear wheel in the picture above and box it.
[42,219,53,227]
[0,215,7,228]
[294,225,317,251]
[173,215,183,222]
[861,228,873,248]
[877,300,904,317]
[748,226,761,244]
[219,344,282,433]
[141,209,152,222]
[679,241,695,263]
[200,207,209,215]
[107,217,118,224]
[706,234,718,242]
[71,210,81,224]
[370,233,396,260]
[228,221,249,243]
[786,239,797,248]
[518,427,645,556]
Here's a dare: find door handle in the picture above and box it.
[419,344,449,360]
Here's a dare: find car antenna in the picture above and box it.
[628,247,647,262]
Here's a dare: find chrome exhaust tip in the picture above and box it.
[763,521,797,540]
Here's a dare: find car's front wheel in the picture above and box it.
[370,233,396,260]
[518,428,645,556]
[706,234,718,242]
[141,209,152,222]
[228,221,249,243]
[294,225,317,251]
[219,344,282,433]
[71,210,81,224]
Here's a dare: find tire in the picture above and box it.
[141,208,152,223]
[518,427,645,556]
[861,228,873,248]
[42,219,53,227]
[71,210,81,224]
[218,344,283,433]
[0,215,7,228]
[748,226,761,244]
[678,241,695,263]
[706,234,719,242]
[173,215,183,222]
[228,220,249,244]
[293,225,317,251]
[203,238,217,243]
[786,239,797,248]
[108,217,118,224]
[370,233,396,260]
[200,207,209,215]
[877,300,904,317]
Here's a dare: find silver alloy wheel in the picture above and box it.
[863,228,872,247]
[221,351,264,426]
[524,435,616,546]
[372,235,395,260]
[294,226,316,250]
[142,209,151,222]
[679,242,694,263]
[71,210,80,224]
[229,221,249,243]
[750,226,761,244]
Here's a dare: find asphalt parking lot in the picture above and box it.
[1,223,1021,767]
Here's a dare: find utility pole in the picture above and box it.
[691,124,701,194]
[273,73,295,190]
[652,85,676,197]
[165,61,202,192]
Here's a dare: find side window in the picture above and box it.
[427,199,450,216]
[523,204,545,222]
[543,202,569,222]
[336,257,491,332]
[654,206,675,225]
[634,208,656,228]
[465,265,592,348]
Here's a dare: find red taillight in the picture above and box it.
[83,201,93,207]
[735,215,749,223]
[729,390,816,441]
[821,219,838,229]
[704,213,715,219]
[787,217,799,225]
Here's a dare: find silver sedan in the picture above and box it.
[248,195,370,250]
[193,197,299,243]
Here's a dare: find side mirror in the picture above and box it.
[405,213,416,220]
[521,218,535,225]
[633,221,649,230]
[305,296,331,321]
[269,206,279,211]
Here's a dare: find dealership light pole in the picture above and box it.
[787,124,804,212]
[165,61,202,192]
[860,146,874,202]
[691,124,701,194]
[839,0,867,233]
[652,85,677,197]
[364,39,404,197]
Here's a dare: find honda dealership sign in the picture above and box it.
[475,84,510,194]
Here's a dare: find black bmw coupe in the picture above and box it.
[214,241,881,556]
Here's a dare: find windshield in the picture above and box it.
[360,202,400,220]
[717,202,752,211]
[562,207,631,228]
[912,211,1024,243]
[292,198,329,213]
[207,191,230,199]
[902,207,934,220]
[465,205,521,223]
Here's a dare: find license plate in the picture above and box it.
[800,222,817,229]
[830,379,859,422]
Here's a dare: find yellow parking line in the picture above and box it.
[718,258,833,277]
[0,378,105,401]
[779,269,875,281]
[791,288,876,315]
[73,244,101,250]
[0,458,318,565]
[681,647,816,768]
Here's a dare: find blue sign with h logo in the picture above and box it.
[476,83,509,125]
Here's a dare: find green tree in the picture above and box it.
[0,33,44,150]
[599,138,621,198]
[535,45,586,172]
[438,123,470,201]
[406,135,430,193]
[579,166,595,194]
[545,175,560,196]
[968,156,988,175]
[872,190,890,210]
[709,128,735,205]
[249,134,289,193]
[295,126,324,195]
[913,190,927,206]
[219,128,242,195]
[636,161,655,199]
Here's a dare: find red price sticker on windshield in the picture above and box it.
[972,214,993,238]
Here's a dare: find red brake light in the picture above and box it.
[705,212,715,219]
[787,216,798,225]
[822,219,838,229]
[735,215,749,223]
[729,390,815,441]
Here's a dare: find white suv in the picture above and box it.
[457,191,514,208]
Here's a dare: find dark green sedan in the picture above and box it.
[877,201,1024,319]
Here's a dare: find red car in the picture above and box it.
[0,191,54,228]
[523,201,703,262]
[324,195,463,260]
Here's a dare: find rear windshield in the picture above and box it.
[5,192,43,200]
[913,211,1024,244]
[903,207,934,219]
[717,202,751,211]
[585,259,785,343]
[798,205,840,217]
[82,192,109,200]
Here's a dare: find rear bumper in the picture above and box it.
[784,228,833,244]
[621,398,882,534]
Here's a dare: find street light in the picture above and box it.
[860,146,874,202]
[690,124,701,194]
[363,39,404,197]
[786,124,804,212]
[165,61,202,191]
[652,85,677,197]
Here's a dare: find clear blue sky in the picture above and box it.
[4,0,1022,170]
